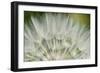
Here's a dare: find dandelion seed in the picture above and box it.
[24,12,90,62]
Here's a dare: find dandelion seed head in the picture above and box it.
[24,12,90,61]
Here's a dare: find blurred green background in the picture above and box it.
[24,11,90,29]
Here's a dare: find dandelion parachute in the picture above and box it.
[24,12,90,62]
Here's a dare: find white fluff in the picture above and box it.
[24,13,90,61]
